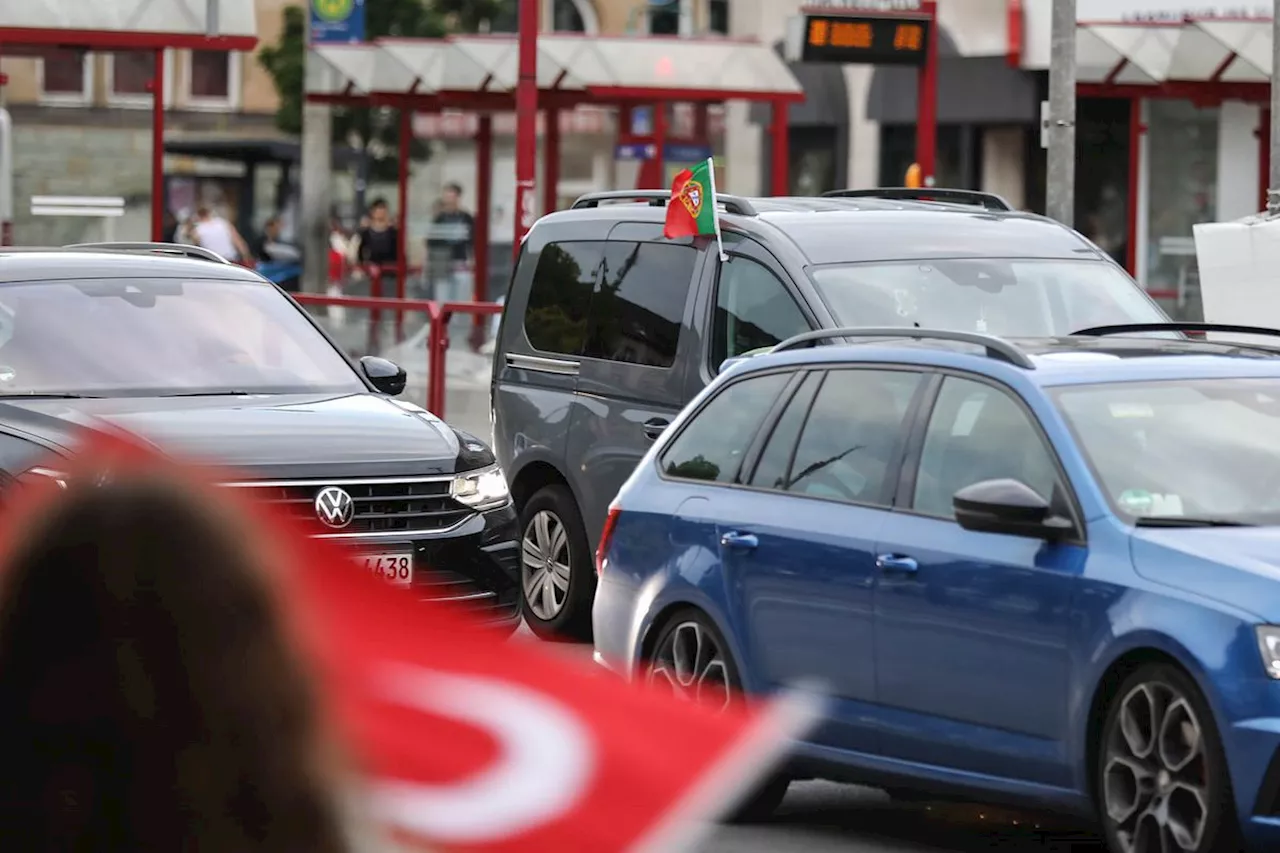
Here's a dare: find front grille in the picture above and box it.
[230,477,473,534]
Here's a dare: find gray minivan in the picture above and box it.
[491,188,1170,639]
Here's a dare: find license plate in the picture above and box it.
[361,549,414,587]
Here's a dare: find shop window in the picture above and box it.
[878,125,971,188]
[491,0,594,33]
[39,53,90,104]
[649,1,680,34]
[1144,99,1218,321]
[108,50,172,107]
[187,50,239,108]
[1074,98,1130,267]
[708,0,729,34]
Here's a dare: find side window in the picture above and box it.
[786,369,922,505]
[749,373,818,490]
[661,372,791,484]
[912,376,1063,519]
[712,255,810,369]
[523,241,604,356]
[584,242,696,367]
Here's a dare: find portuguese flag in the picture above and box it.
[664,157,727,260]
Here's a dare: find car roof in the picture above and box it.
[535,196,1103,264]
[730,334,1280,388]
[0,248,267,284]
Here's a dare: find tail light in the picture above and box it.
[596,503,621,576]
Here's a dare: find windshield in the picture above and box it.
[0,278,364,397]
[1053,378,1280,525]
[810,258,1166,337]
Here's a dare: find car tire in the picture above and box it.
[647,607,790,823]
[518,484,594,642]
[1096,663,1242,853]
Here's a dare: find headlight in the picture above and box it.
[1257,626,1280,679]
[449,466,509,511]
[16,466,69,490]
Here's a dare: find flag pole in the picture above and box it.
[705,157,727,261]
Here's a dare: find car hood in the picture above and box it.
[1132,527,1280,621]
[0,393,472,479]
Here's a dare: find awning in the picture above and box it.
[306,34,803,102]
[165,137,365,168]
[1077,18,1272,84]
[0,0,256,51]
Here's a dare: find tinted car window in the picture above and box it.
[749,373,818,490]
[584,242,695,367]
[523,241,603,355]
[913,376,1061,518]
[712,256,810,369]
[661,372,790,483]
[787,369,922,505]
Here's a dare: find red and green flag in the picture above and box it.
[664,157,727,259]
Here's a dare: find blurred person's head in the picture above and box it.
[264,216,282,239]
[196,205,212,221]
[0,460,351,853]
[440,183,462,212]
[368,199,389,228]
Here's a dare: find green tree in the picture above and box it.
[258,1,506,182]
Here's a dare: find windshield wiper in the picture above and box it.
[1134,516,1254,528]
[158,391,259,398]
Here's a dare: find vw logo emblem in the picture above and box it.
[314,486,355,529]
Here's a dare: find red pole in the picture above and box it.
[397,109,410,300]
[151,48,165,241]
[473,114,493,347]
[916,1,939,186]
[514,0,539,260]
[651,102,666,187]
[543,105,561,215]
[1126,96,1142,276]
[771,102,789,195]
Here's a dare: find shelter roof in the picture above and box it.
[1077,17,1271,84]
[0,0,256,51]
[307,34,803,103]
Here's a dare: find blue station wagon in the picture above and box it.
[593,324,1280,852]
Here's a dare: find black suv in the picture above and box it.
[491,188,1173,640]
[0,243,520,630]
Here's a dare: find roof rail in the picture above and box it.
[1073,322,1280,340]
[771,326,1035,369]
[822,187,1013,212]
[63,242,231,264]
[570,190,758,216]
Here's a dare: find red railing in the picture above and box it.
[291,293,501,422]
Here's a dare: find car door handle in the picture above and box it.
[642,418,669,440]
[720,531,759,550]
[876,554,919,573]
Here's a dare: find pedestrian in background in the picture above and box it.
[426,183,475,335]
[193,205,253,264]
[0,454,365,852]
[354,199,400,301]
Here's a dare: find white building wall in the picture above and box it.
[1216,101,1260,221]
[981,128,1027,209]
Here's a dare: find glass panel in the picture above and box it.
[585,242,694,367]
[786,369,922,506]
[552,0,586,31]
[914,377,1060,519]
[523,242,603,355]
[190,50,231,99]
[712,256,810,367]
[750,374,817,491]
[42,56,85,95]
[1075,97,1130,267]
[1144,99,1218,322]
[112,51,153,96]
[661,372,790,483]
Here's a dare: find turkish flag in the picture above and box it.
[12,431,820,853]
[287,524,819,852]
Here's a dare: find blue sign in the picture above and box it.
[664,143,713,162]
[629,107,653,136]
[311,0,365,44]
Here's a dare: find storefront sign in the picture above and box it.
[795,14,930,65]
[1076,0,1271,21]
[310,0,365,44]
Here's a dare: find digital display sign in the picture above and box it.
[799,14,930,66]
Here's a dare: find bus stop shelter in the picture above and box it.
[305,33,805,304]
[0,0,258,241]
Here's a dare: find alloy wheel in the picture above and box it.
[1102,681,1211,853]
[521,510,571,621]
[648,620,732,711]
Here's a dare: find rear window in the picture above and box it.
[523,241,604,355]
[583,242,696,368]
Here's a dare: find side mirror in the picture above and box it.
[952,478,1073,540]
[360,356,407,396]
